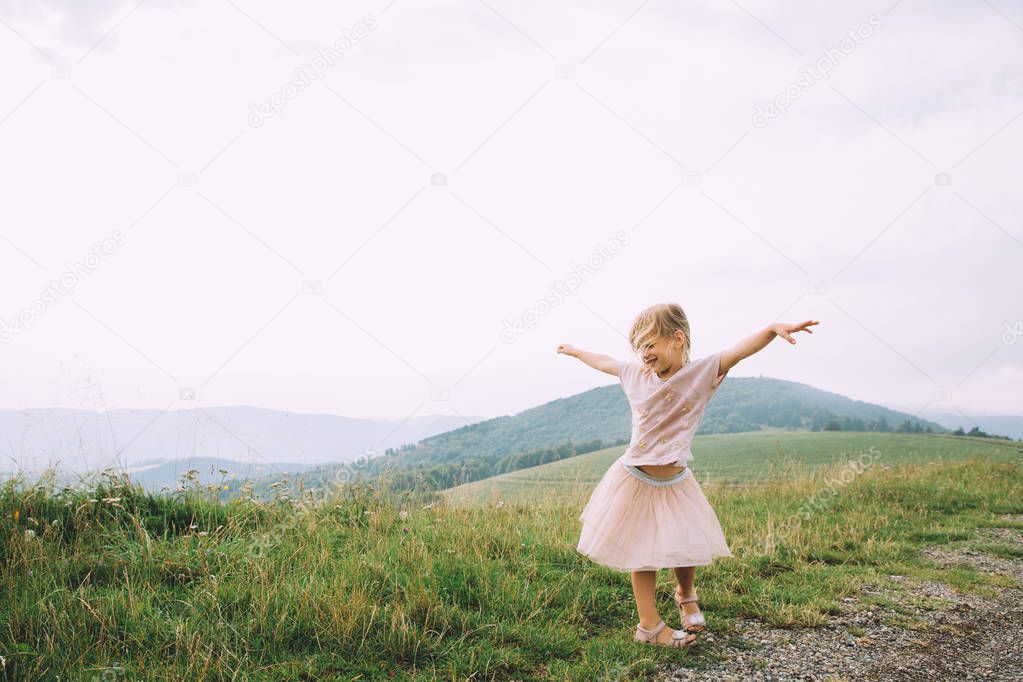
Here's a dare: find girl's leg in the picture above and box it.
[631,570,699,646]
[672,566,704,627]
[672,565,696,598]
[630,570,661,629]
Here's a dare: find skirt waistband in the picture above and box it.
[620,461,691,486]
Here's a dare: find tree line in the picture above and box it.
[381,437,628,493]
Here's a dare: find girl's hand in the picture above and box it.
[556,344,578,357]
[772,320,819,344]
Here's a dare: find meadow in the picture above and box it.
[1,432,1021,680]
[443,431,1022,505]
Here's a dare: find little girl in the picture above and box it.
[557,303,819,649]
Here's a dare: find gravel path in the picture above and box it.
[663,516,1023,682]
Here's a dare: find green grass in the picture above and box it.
[443,432,1023,506]
[1,442,1021,680]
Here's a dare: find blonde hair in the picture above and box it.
[628,303,692,365]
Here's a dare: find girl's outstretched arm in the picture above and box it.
[556,344,620,377]
[719,320,819,374]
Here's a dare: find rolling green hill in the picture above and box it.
[290,377,948,494]
[443,431,1023,506]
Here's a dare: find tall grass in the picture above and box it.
[1,457,1020,680]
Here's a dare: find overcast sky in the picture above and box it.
[1,0,1020,427]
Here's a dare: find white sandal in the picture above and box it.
[675,586,707,632]
[634,620,697,648]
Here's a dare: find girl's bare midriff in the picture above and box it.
[636,463,687,479]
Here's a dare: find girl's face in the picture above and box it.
[640,332,685,373]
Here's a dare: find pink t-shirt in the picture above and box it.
[617,352,728,467]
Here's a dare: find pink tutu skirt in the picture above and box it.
[576,455,734,572]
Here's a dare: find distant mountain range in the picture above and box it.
[913,410,1023,441]
[0,407,482,485]
[7,376,1011,496]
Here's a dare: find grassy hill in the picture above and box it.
[292,377,948,494]
[444,432,1023,506]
